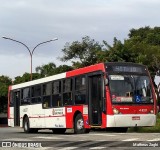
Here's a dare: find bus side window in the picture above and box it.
[42,82,52,108]
[75,76,86,104]
[52,81,61,107]
[21,87,30,105]
[63,79,72,105]
[31,85,41,104]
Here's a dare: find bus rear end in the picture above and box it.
[105,63,156,130]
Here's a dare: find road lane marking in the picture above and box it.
[90,147,106,149]
[24,147,52,150]
[32,136,63,139]
[2,138,32,141]
[58,147,78,150]
[147,138,160,141]
[122,138,139,141]
[89,133,116,136]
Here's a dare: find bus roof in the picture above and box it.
[10,63,105,90]
[10,62,147,90]
[11,72,66,90]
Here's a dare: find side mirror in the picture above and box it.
[105,78,109,86]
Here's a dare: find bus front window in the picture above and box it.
[134,76,153,103]
[109,75,153,104]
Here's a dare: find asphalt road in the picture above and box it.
[0,127,160,150]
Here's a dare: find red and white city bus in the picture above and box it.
[8,62,157,134]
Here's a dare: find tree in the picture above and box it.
[36,62,56,77]
[103,37,137,63]
[36,62,73,77]
[60,36,107,68]
[105,26,160,75]
[0,76,12,113]
[13,72,41,84]
[54,65,73,74]
[125,26,160,75]
[128,26,160,46]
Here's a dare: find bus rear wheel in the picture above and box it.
[23,117,37,133]
[74,114,90,134]
[23,117,32,133]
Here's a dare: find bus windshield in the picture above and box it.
[109,75,153,104]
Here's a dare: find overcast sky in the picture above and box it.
[0,0,160,79]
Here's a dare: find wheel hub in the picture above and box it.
[24,122,28,130]
[77,119,84,130]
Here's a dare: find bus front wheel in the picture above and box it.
[74,114,90,134]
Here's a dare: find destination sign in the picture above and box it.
[113,66,143,73]
[106,65,146,74]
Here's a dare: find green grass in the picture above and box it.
[128,114,160,133]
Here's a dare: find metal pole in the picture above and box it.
[30,54,33,81]
[2,37,58,80]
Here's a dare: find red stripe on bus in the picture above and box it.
[66,63,105,77]
[28,115,65,119]
[12,116,65,119]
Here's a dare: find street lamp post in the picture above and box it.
[2,36,58,80]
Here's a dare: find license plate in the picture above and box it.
[132,116,140,120]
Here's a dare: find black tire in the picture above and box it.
[23,117,31,133]
[52,128,66,134]
[74,114,90,134]
[23,117,36,133]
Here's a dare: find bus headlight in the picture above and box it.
[149,109,154,114]
[113,108,120,114]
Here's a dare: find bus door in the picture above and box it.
[13,90,20,126]
[88,74,103,126]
